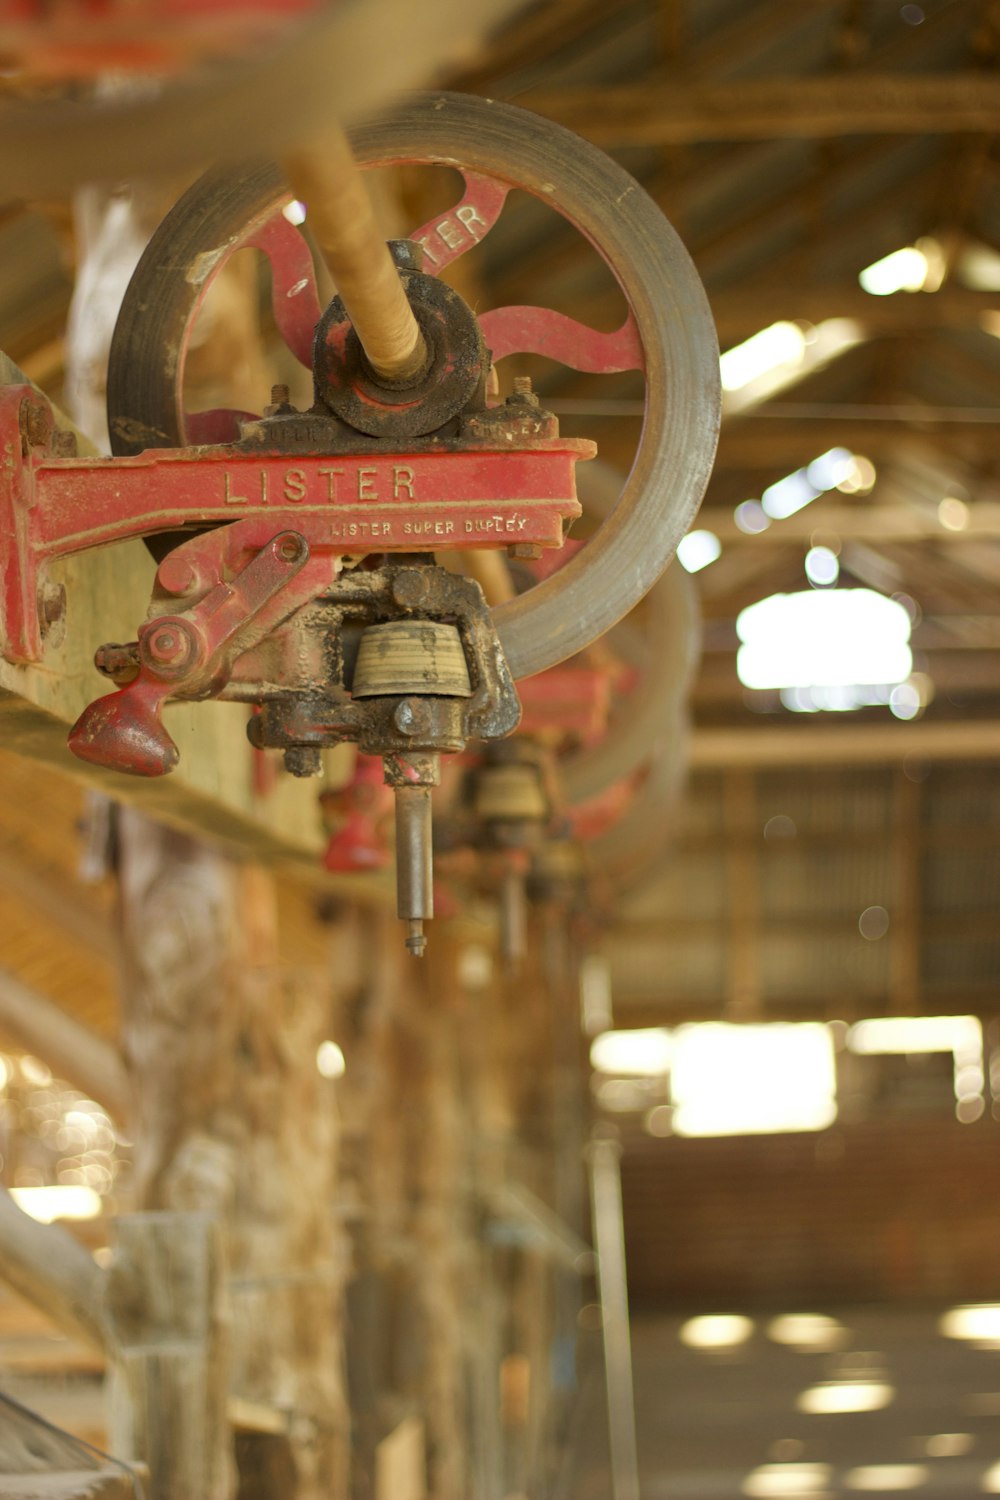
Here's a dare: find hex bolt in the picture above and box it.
[147,627,183,664]
[508,375,540,407]
[508,542,544,561]
[284,745,323,777]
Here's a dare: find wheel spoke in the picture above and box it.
[406,171,509,275]
[478,306,644,374]
[245,212,323,367]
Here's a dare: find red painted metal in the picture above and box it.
[177,167,642,441]
[321,754,392,873]
[0,385,591,664]
[517,665,612,740]
[406,173,510,277]
[479,308,643,373]
[68,529,336,775]
[0,0,323,76]
[246,211,322,368]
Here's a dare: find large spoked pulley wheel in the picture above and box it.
[107,91,720,682]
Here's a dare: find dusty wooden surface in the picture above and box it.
[107,1214,230,1500]
[116,812,348,1497]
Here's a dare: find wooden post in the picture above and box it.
[107,1213,232,1500]
[115,810,349,1498]
[724,769,761,1020]
[890,769,923,1013]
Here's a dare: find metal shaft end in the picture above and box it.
[405,919,427,958]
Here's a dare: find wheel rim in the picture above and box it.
[107,91,720,681]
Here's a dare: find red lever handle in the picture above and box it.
[69,678,179,777]
[68,530,315,778]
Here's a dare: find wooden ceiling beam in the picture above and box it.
[711,284,1000,343]
[518,74,1000,146]
[695,501,1000,543]
[714,418,1000,467]
[690,718,1000,768]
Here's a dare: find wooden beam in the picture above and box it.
[690,720,1000,769]
[0,843,115,960]
[723,769,761,1020]
[605,988,1000,1026]
[715,418,1000,468]
[0,1187,109,1352]
[711,284,1000,343]
[519,74,1000,145]
[0,969,129,1120]
[696,502,1000,543]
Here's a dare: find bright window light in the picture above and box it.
[677,529,722,573]
[850,1016,985,1116]
[761,449,855,521]
[735,500,770,534]
[762,470,820,520]
[743,1463,832,1497]
[807,448,855,490]
[782,684,893,714]
[939,496,969,531]
[590,1028,672,1076]
[940,1305,1000,1343]
[845,1465,927,1491]
[670,1023,837,1138]
[859,245,930,295]
[960,242,1000,290]
[680,1314,754,1350]
[10,1185,102,1223]
[736,590,912,691]
[984,1459,1000,1492]
[767,1314,849,1352]
[316,1040,346,1079]
[720,321,807,392]
[837,455,877,494]
[919,1433,974,1458]
[849,1015,982,1059]
[796,1381,894,1415]
[805,546,839,588]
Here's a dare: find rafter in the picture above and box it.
[518,74,1000,147]
[695,502,1000,544]
[711,284,1000,343]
